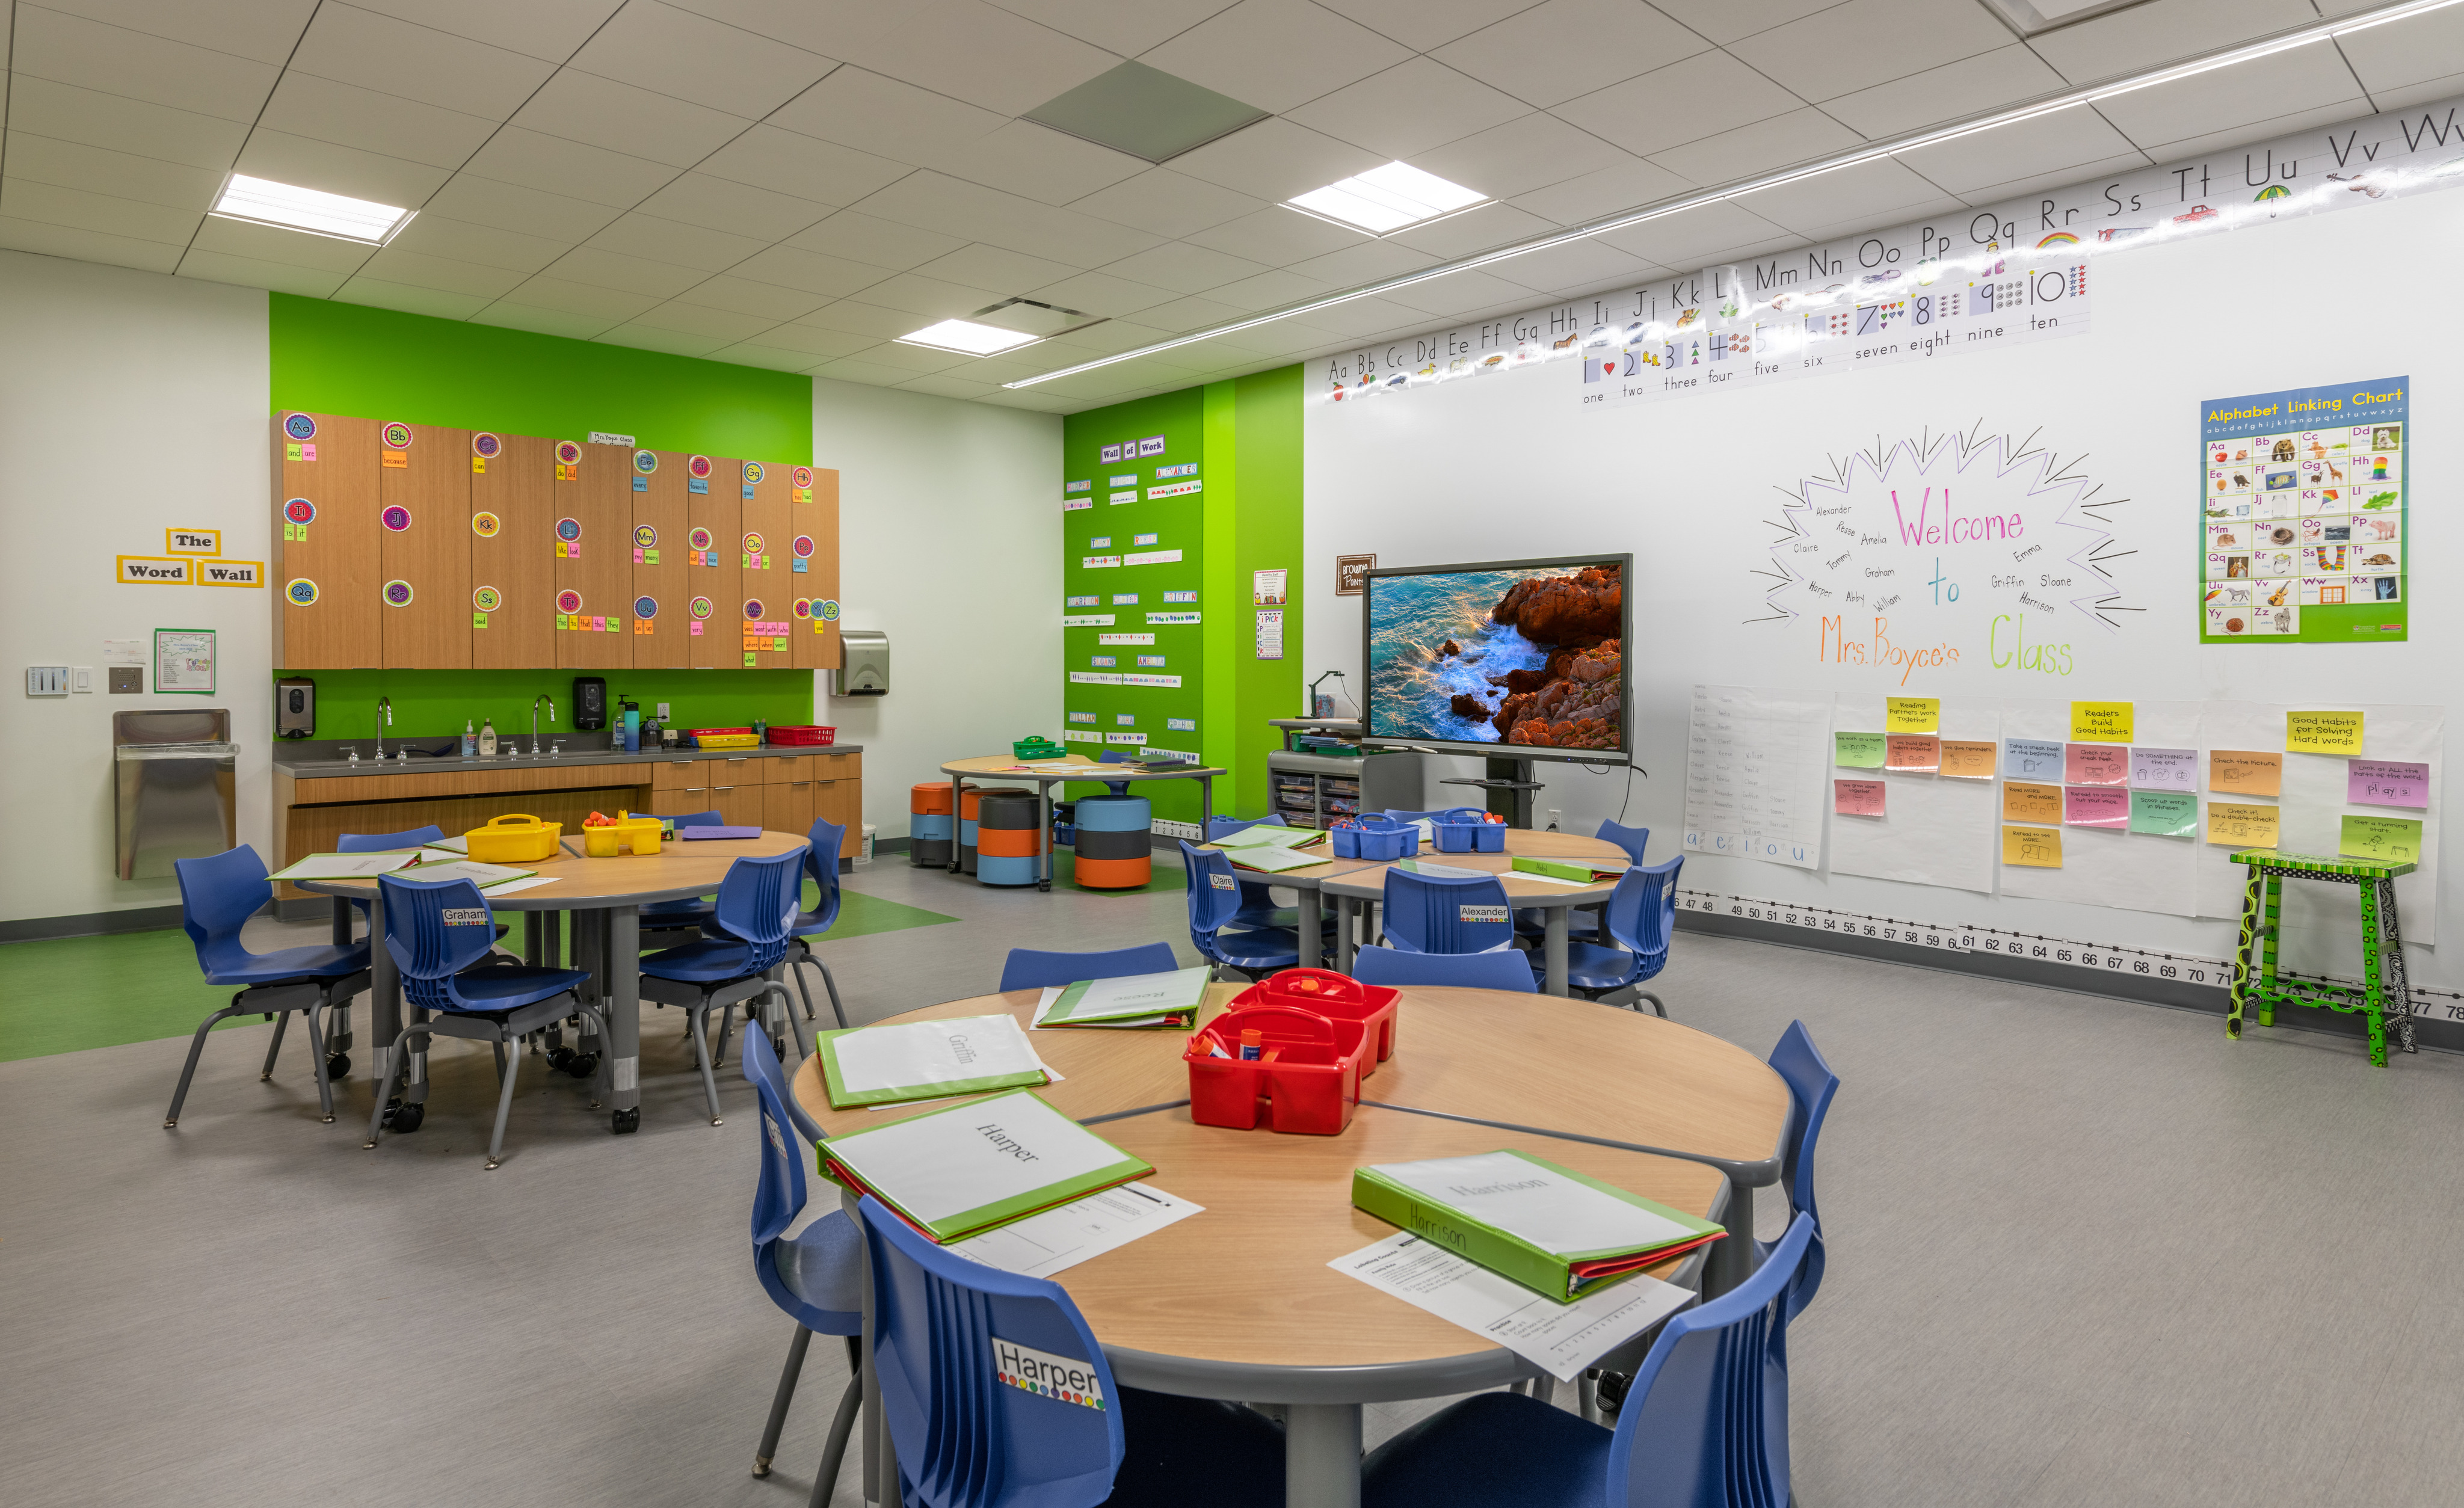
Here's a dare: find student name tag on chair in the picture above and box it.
[442,908,489,926]
[1209,873,1237,890]
[1459,905,1508,923]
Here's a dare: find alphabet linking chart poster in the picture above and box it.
[1683,685,1828,869]
[2200,378,2406,643]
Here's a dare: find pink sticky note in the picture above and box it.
[2349,759,2429,808]
[1834,779,1886,817]
[2063,786,2130,827]
[2065,743,2129,785]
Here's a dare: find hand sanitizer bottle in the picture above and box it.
[479,717,497,757]
[463,719,477,757]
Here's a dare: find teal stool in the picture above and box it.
[2226,848,2416,1066]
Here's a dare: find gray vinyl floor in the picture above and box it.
[6,860,2463,1507]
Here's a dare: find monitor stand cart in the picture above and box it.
[1441,756,1544,829]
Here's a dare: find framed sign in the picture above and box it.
[155,629,217,694]
[1336,553,1376,595]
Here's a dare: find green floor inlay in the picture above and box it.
[821,886,960,938]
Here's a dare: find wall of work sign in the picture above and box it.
[2201,377,2406,644]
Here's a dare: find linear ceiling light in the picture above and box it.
[211,174,414,244]
[896,318,1043,355]
[1005,0,2464,390]
[1288,162,1488,235]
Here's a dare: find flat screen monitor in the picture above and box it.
[1361,555,1630,763]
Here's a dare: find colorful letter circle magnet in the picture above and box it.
[286,577,319,606]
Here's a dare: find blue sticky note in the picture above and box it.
[742,485,755,499]
[632,475,647,491]
[689,478,708,494]
[792,558,807,572]
[2003,739,2064,780]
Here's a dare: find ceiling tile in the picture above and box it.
[1892,106,2142,198]
[1731,0,2012,105]
[1385,198,1556,258]
[1433,0,1709,110]
[1139,0,1414,114]
[1822,45,2069,141]
[1470,234,1662,294]
[1181,203,1367,263]
[0,212,185,271]
[38,0,318,64]
[1283,236,1437,288]
[11,7,280,123]
[585,212,771,272]
[1098,238,1271,294]
[911,120,1151,210]
[685,0,1120,118]
[1506,153,1692,224]
[765,66,1006,165]
[2335,8,2464,99]
[459,126,679,209]
[341,0,627,64]
[413,176,621,244]
[491,274,661,320]
[1201,266,1338,310]
[1948,150,2148,209]
[3,77,250,170]
[979,0,1237,56]
[2093,45,2365,155]
[728,242,896,296]
[1339,0,1544,51]
[469,301,621,339]
[893,373,1000,399]
[1,133,224,211]
[1777,192,1965,248]
[785,211,968,269]
[848,171,1163,266]
[595,322,730,356]
[795,298,946,339]
[1166,117,1383,202]
[1284,57,1532,161]
[632,173,830,241]
[840,338,973,374]
[381,215,571,275]
[694,126,911,208]
[1065,168,1267,239]
[0,175,199,244]
[842,269,1009,319]
[1728,156,1948,236]
[355,246,531,296]
[1643,0,1834,47]
[1558,51,1808,161]
[2135,99,2376,165]
[2027,0,2318,85]
[512,70,753,168]
[1282,291,1442,339]
[1646,106,1864,186]
[624,298,779,340]
[541,244,709,298]
[743,320,877,357]
[813,354,938,386]
[1412,112,1630,200]
[286,4,558,118]
[177,247,350,295]
[1021,269,1179,316]
[566,1,837,116]
[671,273,831,320]
[333,276,491,318]
[190,213,380,271]
[232,131,454,209]
[911,242,1084,295]
[1376,265,1548,316]
[2371,70,2464,114]
[703,341,827,372]
[256,74,502,171]
[1591,197,1791,268]
[1129,291,1252,330]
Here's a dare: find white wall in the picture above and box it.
[811,377,1061,843]
[0,251,271,926]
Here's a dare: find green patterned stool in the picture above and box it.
[2226,848,2417,1066]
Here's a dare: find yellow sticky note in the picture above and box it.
[1939,740,1996,779]
[2340,814,2422,864]
[2206,802,2281,848]
[2002,825,2062,867]
[2003,781,2062,823]
[2069,701,2133,742]
[1885,697,1939,733]
[2285,709,2364,754]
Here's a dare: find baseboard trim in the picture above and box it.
[1,905,187,943]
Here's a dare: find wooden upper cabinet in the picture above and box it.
[632,449,689,669]
[273,412,381,668]
[378,420,473,668]
[741,459,793,671]
[790,466,842,672]
[685,454,741,670]
[469,432,555,670]
[555,440,632,671]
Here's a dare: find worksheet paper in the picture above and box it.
[1683,685,1829,870]
[1329,1232,1695,1383]
[268,852,417,881]
[392,859,535,889]
[949,1184,1203,1279]
[831,1015,1052,1098]
[1997,700,2202,917]
[827,1093,1130,1228]
[1366,1153,1696,1254]
[1826,694,1999,894]
[427,835,469,853]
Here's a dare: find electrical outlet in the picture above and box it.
[26,665,70,696]
[656,702,670,719]
[1546,807,1562,831]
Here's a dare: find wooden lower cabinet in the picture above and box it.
[815,778,861,859]
[766,780,812,837]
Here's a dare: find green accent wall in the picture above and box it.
[1202,365,1305,819]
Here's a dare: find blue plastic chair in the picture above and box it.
[1763,1021,1838,1323]
[1536,857,1684,1017]
[858,1195,1288,1508]
[641,809,725,931]
[1519,819,1651,944]
[363,873,598,1168]
[741,1030,866,1496]
[1378,868,1517,955]
[1361,1213,1817,1508]
[1205,814,1337,937]
[999,943,1178,993]
[722,816,847,1028]
[639,848,807,1125]
[1178,843,1301,980]
[165,846,372,1128]
[1351,944,1536,993]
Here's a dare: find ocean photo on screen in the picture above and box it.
[1367,562,1622,750]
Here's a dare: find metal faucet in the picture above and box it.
[374,697,392,760]
[531,694,556,757]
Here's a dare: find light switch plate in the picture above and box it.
[72,666,93,692]
[109,666,143,694]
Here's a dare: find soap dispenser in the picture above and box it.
[479,716,497,757]
[463,719,477,757]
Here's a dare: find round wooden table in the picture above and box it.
[301,829,810,1132]
[792,982,1791,1508]
[938,754,1227,890]
[1311,829,1630,994]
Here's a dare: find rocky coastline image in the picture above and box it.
[1366,562,1623,751]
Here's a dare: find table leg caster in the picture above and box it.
[612,1107,640,1134]
[325,1053,351,1079]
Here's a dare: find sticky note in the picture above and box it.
[2128,747,2197,792]
[2285,709,2364,753]
[2003,826,2062,867]
[1939,740,1995,780]
[2206,802,2281,848]
[2003,781,2061,823]
[2339,814,2422,864]
[1885,697,1939,733]
[2065,743,2129,785]
[2210,749,2282,796]
[1834,779,1886,816]
[2069,701,2134,742]
[2003,739,2063,780]
[2130,790,2198,837]
[1834,731,1885,768]
[2347,759,2428,808]
[1885,735,1939,772]
[2063,786,2130,828]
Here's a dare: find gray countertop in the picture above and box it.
[274,740,861,780]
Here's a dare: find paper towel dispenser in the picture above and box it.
[832,630,889,697]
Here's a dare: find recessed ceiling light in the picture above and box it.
[210,174,414,244]
[896,319,1043,356]
[1287,162,1487,235]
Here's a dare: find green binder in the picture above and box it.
[1510,856,1626,884]
[1040,966,1211,1027]
[815,1013,1051,1109]
[818,1089,1155,1242]
[1351,1149,1724,1302]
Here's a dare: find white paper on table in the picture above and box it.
[831,1015,1052,1097]
[414,847,468,863]
[483,876,559,896]
[393,858,534,889]
[427,834,469,853]
[864,1060,1070,1112]
[1365,1153,1697,1254]
[947,1183,1203,1278]
[269,852,419,880]
[1031,986,1175,1030]
[1507,870,1609,887]
[1329,1231,1695,1383]
[828,1093,1125,1225]
[1405,859,1489,879]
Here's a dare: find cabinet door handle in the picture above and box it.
[715,784,735,792]
[727,757,749,763]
